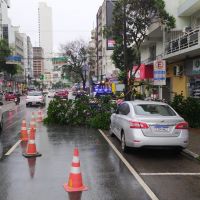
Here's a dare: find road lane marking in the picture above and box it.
[141,173,200,176]
[5,140,21,156]
[98,129,159,200]
[183,149,200,159]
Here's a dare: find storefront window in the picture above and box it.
[189,76,200,98]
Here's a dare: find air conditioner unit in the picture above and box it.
[173,65,183,76]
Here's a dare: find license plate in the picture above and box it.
[154,125,169,132]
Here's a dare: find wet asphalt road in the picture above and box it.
[0,97,200,200]
[0,98,150,200]
[107,133,200,200]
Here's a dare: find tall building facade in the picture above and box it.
[27,36,33,79]
[38,2,53,73]
[33,47,44,79]
[96,0,117,81]
[0,0,10,39]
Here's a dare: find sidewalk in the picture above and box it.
[185,128,200,159]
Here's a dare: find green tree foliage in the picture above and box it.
[44,96,117,130]
[33,80,40,87]
[170,95,200,128]
[109,0,175,99]
[0,39,19,75]
[60,40,89,90]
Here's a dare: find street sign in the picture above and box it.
[153,60,166,85]
[6,55,22,64]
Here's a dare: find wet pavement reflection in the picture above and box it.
[0,122,151,200]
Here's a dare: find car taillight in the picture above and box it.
[129,121,149,129]
[175,122,188,129]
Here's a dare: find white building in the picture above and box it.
[140,0,200,101]
[0,0,10,39]
[96,0,117,81]
[27,36,33,79]
[38,2,53,73]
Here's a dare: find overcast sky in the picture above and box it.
[8,0,103,52]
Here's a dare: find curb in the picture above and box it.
[182,149,200,161]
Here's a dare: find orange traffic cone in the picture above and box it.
[20,119,28,142]
[30,112,36,130]
[64,148,88,192]
[36,110,43,122]
[23,128,41,158]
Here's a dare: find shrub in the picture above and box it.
[170,95,200,128]
[44,96,117,130]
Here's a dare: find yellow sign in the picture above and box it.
[111,83,116,94]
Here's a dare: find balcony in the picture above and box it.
[142,54,163,65]
[164,27,200,61]
[178,0,200,16]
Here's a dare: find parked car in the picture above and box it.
[42,89,49,95]
[47,90,55,98]
[54,90,68,99]
[0,92,4,102]
[5,92,17,101]
[110,100,189,152]
[75,90,89,99]
[26,91,46,107]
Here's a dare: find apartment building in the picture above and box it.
[96,0,117,81]
[33,47,44,80]
[27,36,33,80]
[89,29,97,78]
[139,0,200,101]
[38,2,53,73]
[0,0,10,39]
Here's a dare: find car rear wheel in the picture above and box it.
[121,132,128,153]
[174,147,183,154]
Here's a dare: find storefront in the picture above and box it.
[166,61,187,100]
[130,64,154,98]
[185,57,200,98]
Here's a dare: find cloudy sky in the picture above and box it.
[8,0,103,52]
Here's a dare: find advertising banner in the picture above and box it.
[192,58,200,75]
[153,60,166,85]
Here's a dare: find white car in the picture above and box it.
[26,91,45,107]
[47,90,55,98]
[110,100,189,152]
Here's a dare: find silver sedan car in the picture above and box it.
[110,100,189,152]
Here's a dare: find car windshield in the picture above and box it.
[134,104,177,116]
[28,92,42,96]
